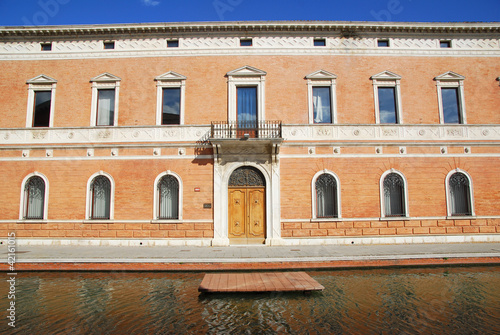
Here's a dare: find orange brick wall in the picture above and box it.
[1,40,499,241]
[0,55,499,128]
[0,157,214,239]
[1,158,213,220]
[281,156,500,219]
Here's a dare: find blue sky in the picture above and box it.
[0,0,498,26]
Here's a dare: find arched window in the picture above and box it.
[90,175,111,219]
[448,172,472,216]
[23,176,45,219]
[315,173,339,218]
[382,172,406,217]
[157,175,179,220]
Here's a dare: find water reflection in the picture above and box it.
[1,267,499,334]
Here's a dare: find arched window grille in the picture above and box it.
[449,172,472,216]
[316,173,338,218]
[90,175,111,219]
[158,175,179,219]
[24,176,45,219]
[229,166,265,187]
[383,173,405,217]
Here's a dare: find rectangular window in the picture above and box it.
[441,87,461,123]
[167,40,179,48]
[312,87,332,124]
[237,87,257,124]
[32,91,52,127]
[377,87,398,124]
[314,38,326,46]
[40,43,52,51]
[96,89,115,126]
[378,39,389,47]
[162,87,181,125]
[240,38,253,47]
[103,41,115,49]
[440,40,451,48]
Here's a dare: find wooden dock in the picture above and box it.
[198,271,324,293]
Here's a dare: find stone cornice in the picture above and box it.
[1,21,499,39]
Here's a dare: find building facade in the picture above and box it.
[0,21,499,246]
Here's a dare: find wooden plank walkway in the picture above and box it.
[198,271,324,293]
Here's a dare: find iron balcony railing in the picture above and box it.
[210,121,282,139]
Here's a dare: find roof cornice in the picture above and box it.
[1,21,499,38]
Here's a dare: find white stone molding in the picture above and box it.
[0,125,211,145]
[371,71,403,124]
[2,124,500,148]
[90,72,121,127]
[306,70,338,124]
[1,38,499,60]
[434,71,466,124]
[154,71,186,125]
[279,234,500,246]
[26,74,57,128]
[282,124,500,142]
[7,234,500,247]
[182,36,237,49]
[1,20,499,61]
[153,170,183,221]
[226,66,267,122]
[379,169,410,218]
[445,168,475,217]
[311,169,342,219]
[6,238,213,247]
[255,36,311,48]
[2,125,500,147]
[19,172,49,220]
[85,171,115,220]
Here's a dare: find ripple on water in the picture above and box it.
[0,267,499,334]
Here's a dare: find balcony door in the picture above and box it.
[237,87,258,137]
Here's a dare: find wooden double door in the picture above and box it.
[228,187,266,244]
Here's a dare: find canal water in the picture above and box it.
[1,266,499,334]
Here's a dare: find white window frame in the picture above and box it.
[154,71,186,125]
[371,71,403,124]
[26,75,57,128]
[434,71,466,124]
[445,168,475,217]
[90,72,121,127]
[19,172,49,221]
[226,66,266,122]
[85,171,115,220]
[311,169,341,220]
[379,169,409,218]
[153,171,183,221]
[306,70,338,124]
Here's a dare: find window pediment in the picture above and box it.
[305,70,337,80]
[155,71,187,81]
[227,65,267,77]
[26,74,57,84]
[434,71,465,81]
[370,70,402,81]
[91,72,121,82]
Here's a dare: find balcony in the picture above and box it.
[209,121,283,164]
[210,121,282,140]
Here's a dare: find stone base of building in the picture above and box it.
[4,234,500,247]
